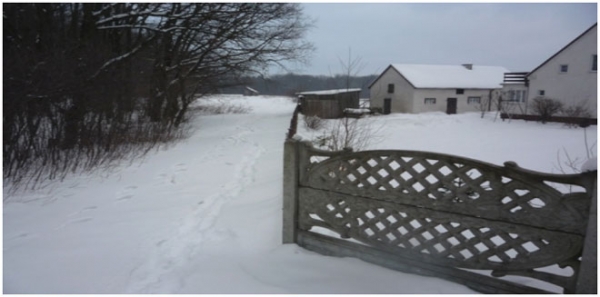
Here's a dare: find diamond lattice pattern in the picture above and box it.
[312,155,558,214]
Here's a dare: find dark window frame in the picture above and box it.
[387,84,395,93]
[593,55,597,71]
[538,90,545,96]
[456,89,465,95]
[560,64,568,73]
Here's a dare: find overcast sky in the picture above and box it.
[276,3,597,76]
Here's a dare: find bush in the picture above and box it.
[313,117,381,151]
[531,97,563,124]
[192,101,252,114]
[562,101,592,128]
[303,115,324,130]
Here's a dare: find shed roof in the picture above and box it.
[390,64,509,89]
[297,88,362,96]
[245,86,258,93]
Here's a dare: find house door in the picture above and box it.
[383,98,391,114]
[446,98,457,114]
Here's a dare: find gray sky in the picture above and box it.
[276,3,597,76]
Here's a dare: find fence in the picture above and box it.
[500,113,597,126]
[282,139,597,294]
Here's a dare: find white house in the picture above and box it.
[369,64,509,114]
[502,23,597,117]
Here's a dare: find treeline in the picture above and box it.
[3,3,311,189]
[219,74,379,98]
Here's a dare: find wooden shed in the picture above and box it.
[297,88,361,119]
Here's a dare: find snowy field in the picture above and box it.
[3,95,596,293]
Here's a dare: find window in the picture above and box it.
[456,89,464,95]
[593,55,597,71]
[538,90,545,96]
[560,64,568,73]
[387,84,395,93]
[508,90,516,101]
[506,90,527,102]
[424,98,436,105]
[467,97,481,104]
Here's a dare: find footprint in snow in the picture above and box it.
[54,217,93,230]
[68,206,98,217]
[116,186,137,202]
[156,239,167,247]
[117,195,134,201]
[174,163,187,172]
[9,233,32,240]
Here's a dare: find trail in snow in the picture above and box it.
[125,115,266,293]
[6,95,582,294]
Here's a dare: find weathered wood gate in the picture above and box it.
[282,139,597,294]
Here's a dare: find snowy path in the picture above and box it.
[7,95,590,293]
[125,115,268,293]
[6,96,473,293]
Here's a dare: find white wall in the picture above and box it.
[527,25,597,117]
[370,67,415,113]
[412,88,494,114]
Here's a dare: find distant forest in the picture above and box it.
[218,74,379,98]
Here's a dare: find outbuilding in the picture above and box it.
[369,64,508,114]
[297,88,361,119]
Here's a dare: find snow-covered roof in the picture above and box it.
[391,64,509,89]
[297,88,362,96]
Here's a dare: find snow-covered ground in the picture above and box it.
[4,95,596,293]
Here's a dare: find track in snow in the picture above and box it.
[125,115,266,293]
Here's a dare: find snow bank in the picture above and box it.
[4,96,596,294]
[581,156,597,172]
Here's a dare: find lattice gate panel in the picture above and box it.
[298,187,583,292]
[293,144,596,293]
[301,150,593,235]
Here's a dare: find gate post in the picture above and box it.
[282,139,300,244]
[576,178,597,293]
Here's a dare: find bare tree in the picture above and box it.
[4,3,313,190]
[479,90,500,118]
[338,47,367,90]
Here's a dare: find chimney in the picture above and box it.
[462,64,473,70]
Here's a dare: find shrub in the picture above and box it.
[531,97,563,124]
[192,101,252,114]
[561,101,592,128]
[313,117,381,151]
[303,115,324,130]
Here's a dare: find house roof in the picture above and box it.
[297,88,362,96]
[527,23,597,78]
[376,64,509,89]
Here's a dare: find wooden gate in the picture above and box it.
[283,139,597,294]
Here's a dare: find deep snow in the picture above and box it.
[3,95,596,293]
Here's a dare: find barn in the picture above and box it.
[297,88,361,119]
